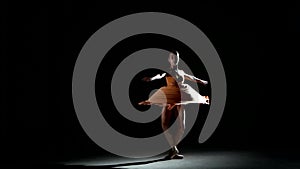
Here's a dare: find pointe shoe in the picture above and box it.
[164,148,176,159]
[165,151,184,160]
[170,154,184,159]
[164,147,181,160]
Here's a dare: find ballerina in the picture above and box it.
[139,51,209,159]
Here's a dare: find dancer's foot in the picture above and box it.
[173,146,179,154]
[164,146,181,160]
[164,148,176,159]
[165,152,184,160]
[170,154,184,159]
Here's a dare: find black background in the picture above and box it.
[2,1,300,165]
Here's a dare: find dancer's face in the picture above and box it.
[168,52,179,67]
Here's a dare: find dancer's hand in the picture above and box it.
[202,80,208,85]
[198,79,208,85]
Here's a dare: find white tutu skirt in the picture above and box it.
[148,84,209,105]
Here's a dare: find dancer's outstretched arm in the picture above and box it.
[181,70,208,85]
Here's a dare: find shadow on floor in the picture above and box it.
[51,157,169,169]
